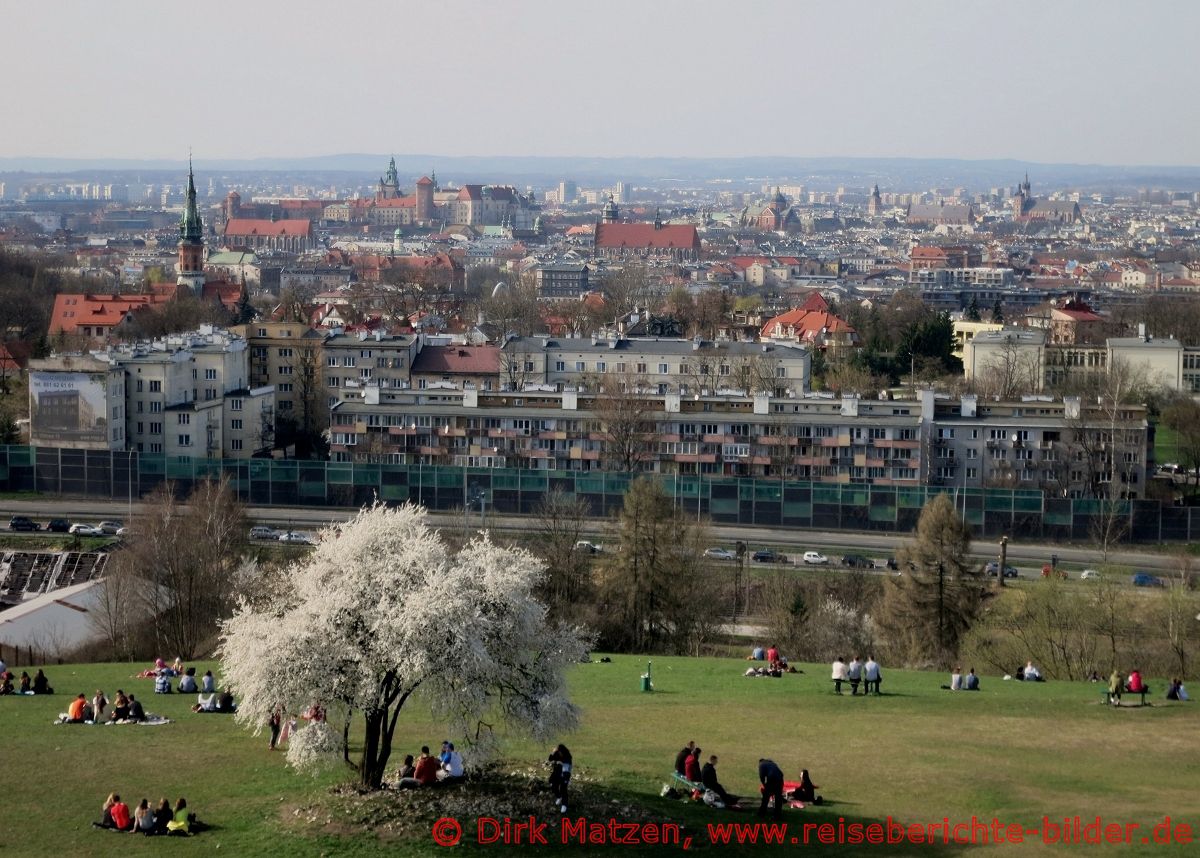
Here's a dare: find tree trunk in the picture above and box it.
[359,709,386,789]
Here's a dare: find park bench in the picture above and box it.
[671,772,705,796]
[1104,687,1149,707]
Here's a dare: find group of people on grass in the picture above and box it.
[392,742,467,788]
[1015,661,1044,682]
[94,793,198,836]
[675,740,739,809]
[943,667,981,691]
[830,656,882,695]
[0,662,53,695]
[744,644,797,677]
[757,759,822,819]
[62,689,147,723]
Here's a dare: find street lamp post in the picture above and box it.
[998,535,1009,589]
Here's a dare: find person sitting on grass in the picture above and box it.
[216,688,236,713]
[178,667,197,694]
[19,671,31,693]
[193,692,217,713]
[106,794,132,830]
[1166,678,1188,701]
[437,742,464,783]
[1022,661,1043,682]
[1108,669,1123,706]
[413,746,440,786]
[131,798,155,834]
[792,769,822,805]
[92,689,108,720]
[395,754,421,788]
[964,668,980,691]
[166,798,194,836]
[153,798,174,834]
[126,694,146,723]
[66,693,88,722]
[942,667,962,691]
[109,690,130,722]
[766,644,781,671]
[94,793,120,829]
[0,674,12,695]
[32,669,53,694]
[701,755,737,807]
[154,667,173,695]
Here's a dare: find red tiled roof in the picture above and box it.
[411,345,500,375]
[375,195,416,208]
[416,176,434,186]
[50,292,172,334]
[594,222,700,251]
[224,218,312,237]
[761,304,855,340]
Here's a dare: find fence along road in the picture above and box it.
[0,498,1188,574]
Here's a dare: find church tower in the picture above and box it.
[378,156,401,200]
[177,159,206,295]
[1012,173,1031,220]
[868,184,882,216]
[601,193,619,223]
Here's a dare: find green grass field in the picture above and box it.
[1,657,1195,856]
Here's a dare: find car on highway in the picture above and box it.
[249,526,279,540]
[574,541,603,555]
[752,549,787,564]
[97,521,124,535]
[841,554,872,568]
[1079,569,1101,581]
[46,518,71,533]
[1132,572,1164,588]
[802,551,829,565]
[704,547,736,561]
[278,531,315,545]
[69,523,104,536]
[985,562,1019,579]
[115,527,134,538]
[8,516,40,532]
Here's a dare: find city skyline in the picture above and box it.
[3,0,1198,166]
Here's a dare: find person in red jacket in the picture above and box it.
[1127,669,1147,694]
[684,747,703,783]
[67,693,87,722]
[413,746,440,786]
[110,795,132,831]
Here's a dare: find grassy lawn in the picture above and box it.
[1,657,1196,856]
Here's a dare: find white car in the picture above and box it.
[69,523,103,536]
[574,541,603,554]
[704,547,736,561]
[115,527,134,538]
[1079,569,1101,580]
[802,551,829,565]
[278,531,315,545]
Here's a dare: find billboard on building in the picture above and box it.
[29,372,109,443]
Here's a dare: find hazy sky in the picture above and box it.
[4,0,1197,165]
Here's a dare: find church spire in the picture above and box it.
[179,156,203,242]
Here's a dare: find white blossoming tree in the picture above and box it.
[219,502,587,789]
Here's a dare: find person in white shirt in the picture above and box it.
[831,658,849,695]
[863,656,882,695]
[846,657,863,696]
[1023,661,1042,682]
[438,742,464,782]
[949,667,963,691]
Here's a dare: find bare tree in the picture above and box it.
[600,265,661,317]
[978,337,1043,399]
[532,488,593,621]
[593,373,655,472]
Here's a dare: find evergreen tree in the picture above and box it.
[965,295,981,322]
[877,493,983,667]
[991,300,1004,323]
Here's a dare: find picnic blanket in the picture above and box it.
[55,714,171,726]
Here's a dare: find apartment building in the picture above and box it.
[322,331,421,408]
[235,321,326,427]
[499,336,811,397]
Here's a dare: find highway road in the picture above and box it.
[1,497,1189,574]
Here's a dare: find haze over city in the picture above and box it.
[3,0,1198,166]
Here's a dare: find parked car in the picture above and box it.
[1132,572,1164,588]
[1079,569,1101,581]
[841,554,872,568]
[278,531,315,545]
[69,523,104,536]
[704,547,736,561]
[115,527,134,538]
[753,549,787,564]
[97,521,124,535]
[46,518,71,533]
[802,551,829,565]
[985,561,1019,579]
[8,516,40,532]
[574,541,603,555]
[249,526,279,540]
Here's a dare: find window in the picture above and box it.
[230,399,243,411]
[205,368,217,380]
[149,380,161,392]
[869,428,887,440]
[719,364,730,376]
[257,328,267,337]
[231,419,243,430]
[150,442,162,453]
[327,356,338,367]
[596,361,606,373]
[149,402,162,413]
[177,434,191,447]
[636,362,647,374]
[136,379,143,393]
[191,369,198,380]
[555,361,566,372]
[343,356,356,367]
[938,428,955,439]
[149,422,162,435]
[360,349,372,358]
[278,348,293,358]
[136,422,144,434]
[658,363,669,374]
[231,439,243,451]
[523,361,534,372]
[328,377,340,388]
[278,365,293,375]
[177,413,190,425]
[776,367,787,378]
[575,361,585,372]
[279,400,293,410]
[278,383,293,392]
